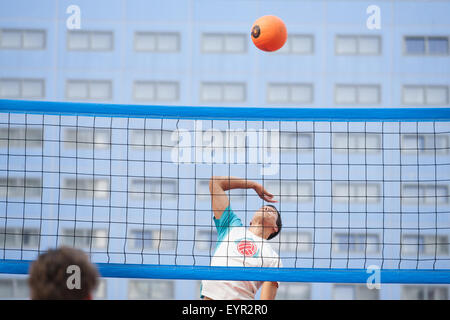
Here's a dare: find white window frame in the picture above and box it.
[128,228,177,251]
[401,285,449,300]
[401,183,449,205]
[201,33,247,54]
[67,30,114,51]
[335,35,381,55]
[279,231,312,252]
[134,32,180,52]
[333,233,381,254]
[0,177,42,199]
[402,85,449,106]
[0,227,40,249]
[333,284,380,300]
[133,81,179,102]
[129,178,178,201]
[264,180,314,203]
[195,228,217,251]
[61,177,110,200]
[0,28,46,50]
[200,82,246,103]
[0,126,43,148]
[332,182,381,204]
[276,283,311,300]
[0,278,30,299]
[401,234,449,256]
[277,34,314,55]
[63,127,111,149]
[59,228,108,249]
[65,79,113,101]
[335,84,381,105]
[267,83,314,104]
[0,78,45,99]
[401,133,449,155]
[128,279,174,299]
[332,132,382,153]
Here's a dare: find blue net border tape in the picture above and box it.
[1,260,450,284]
[1,99,450,122]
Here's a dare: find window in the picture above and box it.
[276,283,311,300]
[196,179,211,200]
[335,35,381,55]
[332,182,381,204]
[401,133,449,154]
[404,36,449,55]
[59,228,108,249]
[280,132,313,151]
[66,80,112,101]
[63,127,110,149]
[0,126,43,148]
[0,227,40,249]
[279,231,312,252]
[128,279,174,299]
[402,234,449,256]
[264,180,313,202]
[278,34,314,54]
[333,132,381,153]
[333,284,379,300]
[129,178,178,201]
[402,85,449,106]
[0,78,45,99]
[128,229,177,251]
[67,31,113,51]
[200,82,246,103]
[195,229,217,251]
[335,84,380,105]
[0,29,45,49]
[0,177,42,199]
[61,177,109,200]
[0,278,29,299]
[201,33,246,53]
[401,286,448,300]
[267,83,313,104]
[428,37,449,55]
[401,183,449,205]
[134,32,180,52]
[133,81,179,102]
[94,279,107,300]
[333,233,380,253]
[129,129,175,149]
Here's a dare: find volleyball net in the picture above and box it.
[0,99,449,284]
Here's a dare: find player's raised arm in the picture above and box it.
[209,176,277,219]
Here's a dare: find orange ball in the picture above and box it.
[251,15,287,52]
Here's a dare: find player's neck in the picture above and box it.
[248,225,266,239]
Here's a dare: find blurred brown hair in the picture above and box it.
[28,246,99,300]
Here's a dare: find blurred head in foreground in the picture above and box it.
[28,246,99,300]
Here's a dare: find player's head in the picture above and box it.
[28,246,99,300]
[251,204,282,240]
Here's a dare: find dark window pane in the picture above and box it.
[405,37,425,54]
[428,37,448,55]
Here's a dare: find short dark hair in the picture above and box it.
[266,205,282,240]
[28,246,99,300]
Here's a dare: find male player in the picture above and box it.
[201,176,282,300]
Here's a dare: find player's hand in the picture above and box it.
[253,183,277,203]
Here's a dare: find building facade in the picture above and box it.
[0,0,449,299]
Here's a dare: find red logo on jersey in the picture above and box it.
[237,240,258,257]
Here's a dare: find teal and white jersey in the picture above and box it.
[201,206,281,300]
